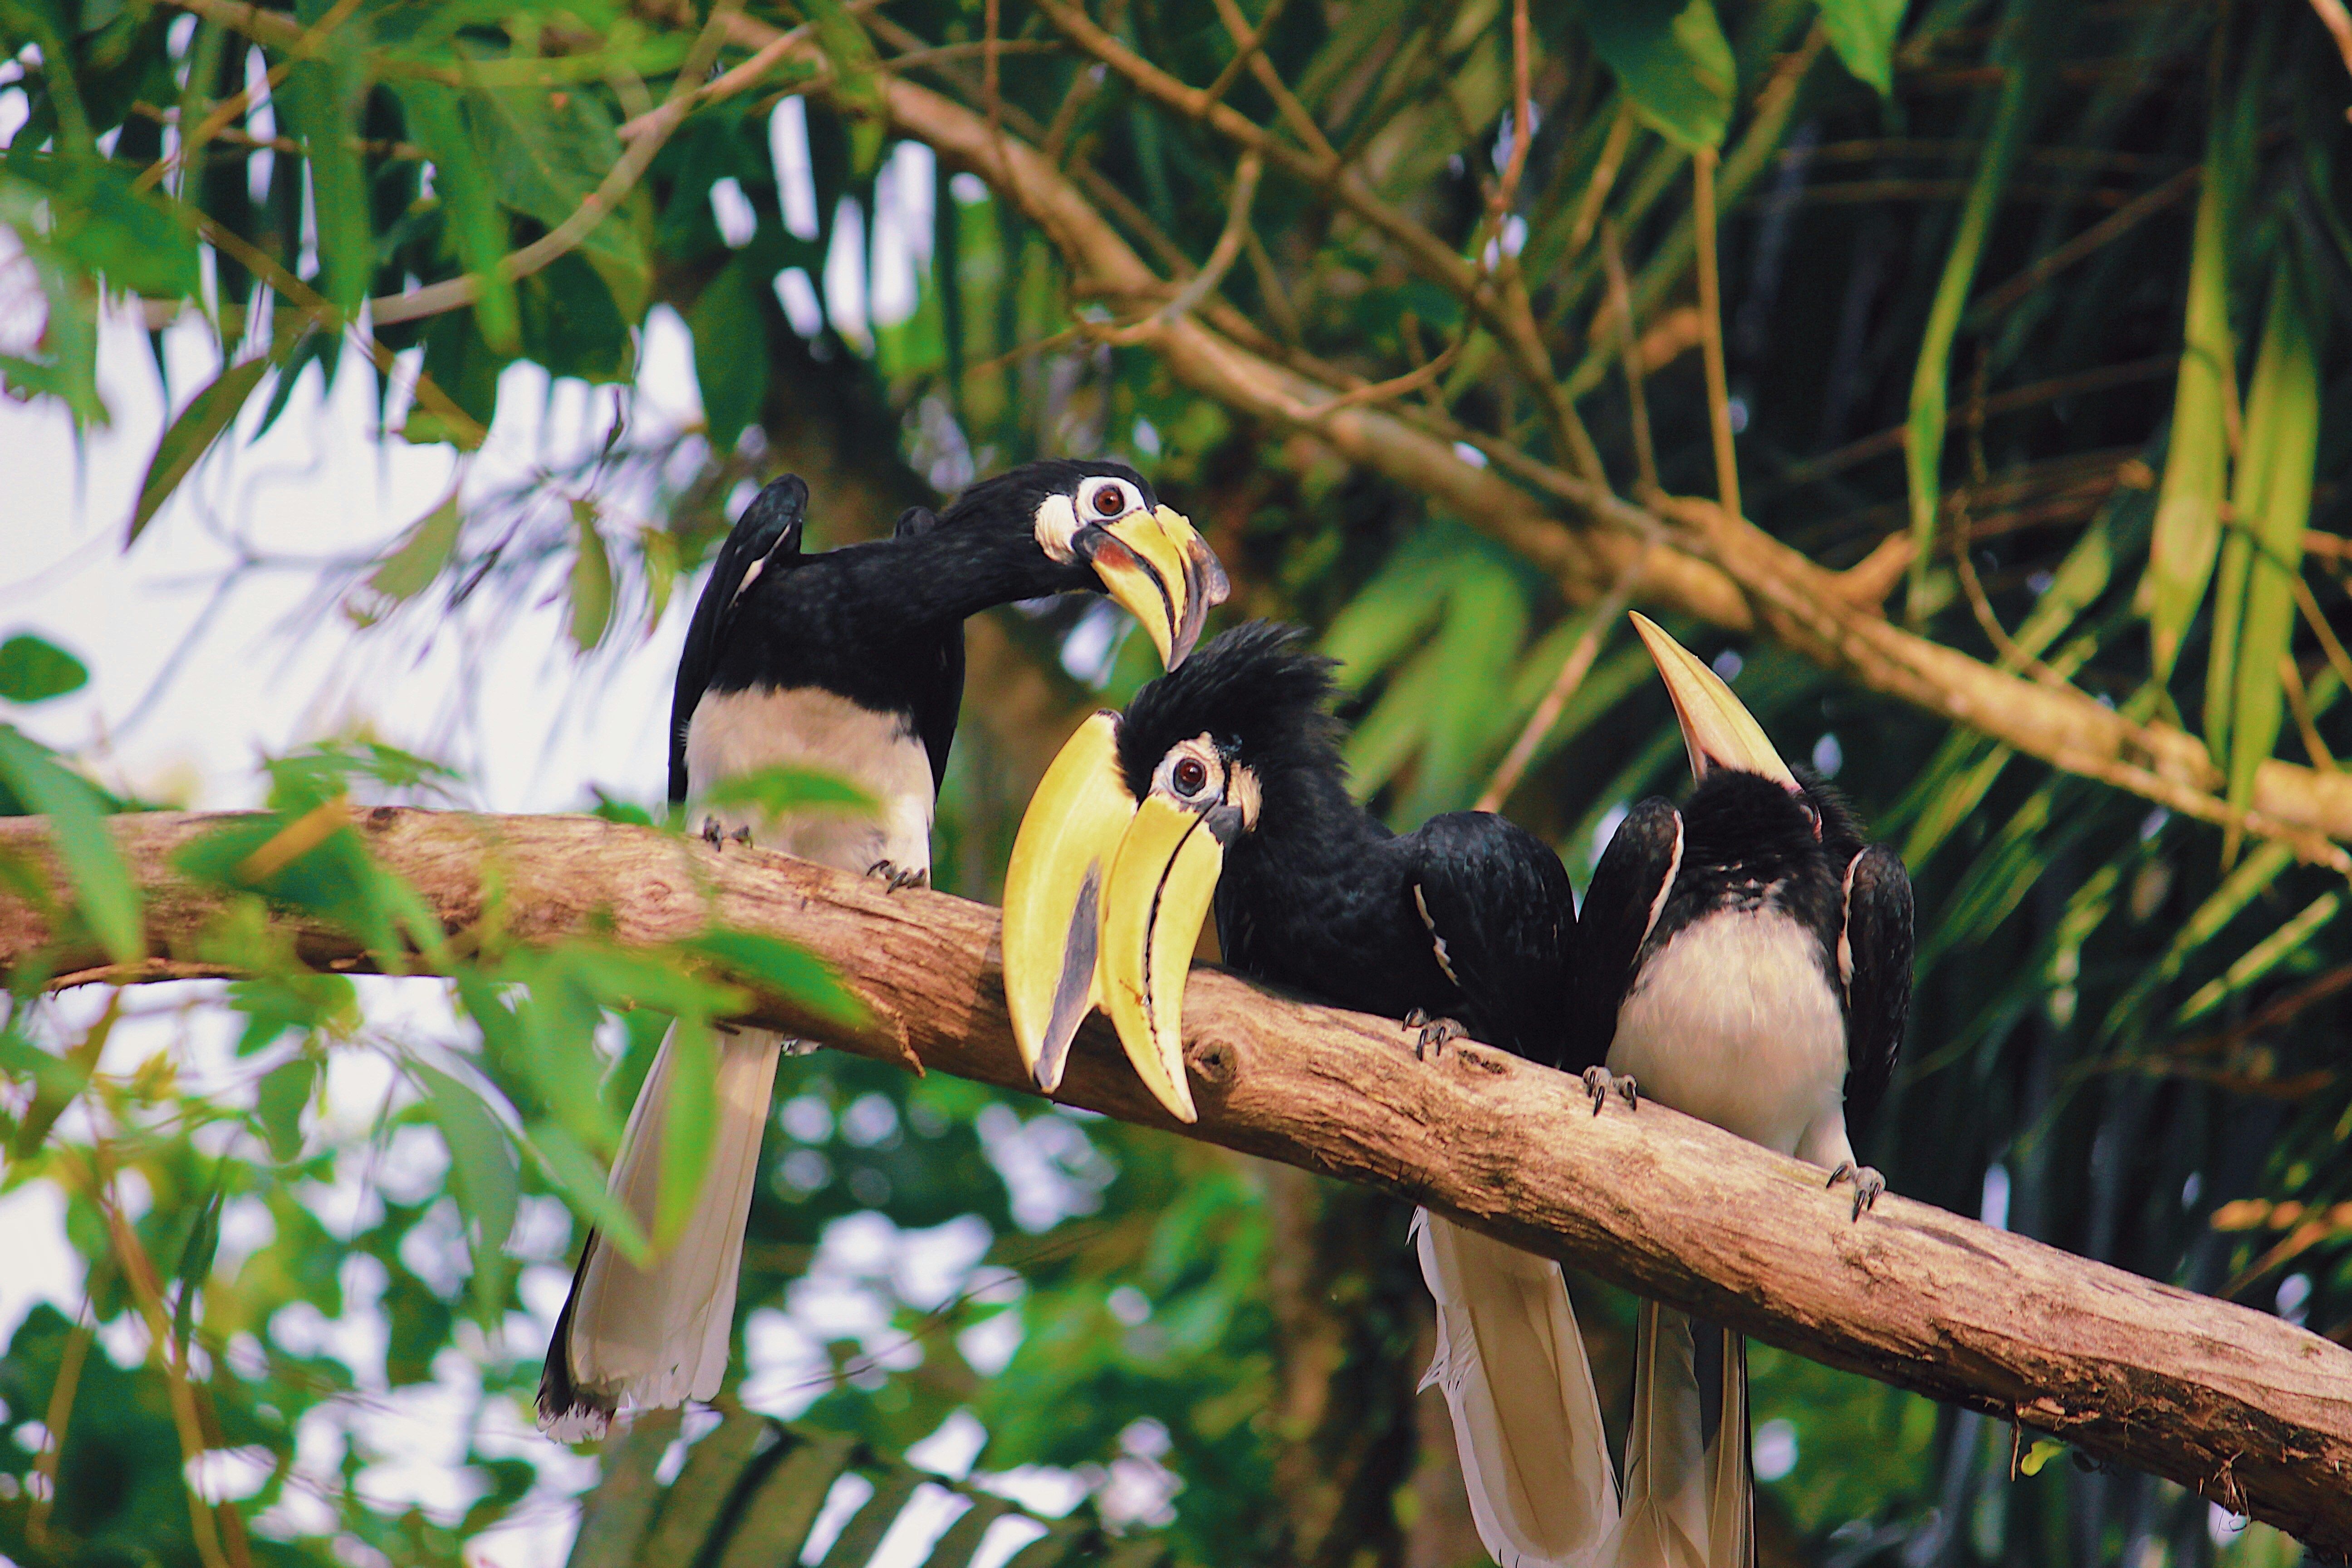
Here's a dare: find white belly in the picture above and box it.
[1606,908,1847,1156]
[684,686,934,879]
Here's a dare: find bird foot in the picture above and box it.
[1828,1161,1885,1221]
[866,859,929,892]
[1580,1067,1639,1115]
[1402,1009,1466,1060]
[701,818,754,849]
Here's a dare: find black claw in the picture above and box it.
[702,816,725,848]
[1578,1067,1638,1114]
[866,860,928,893]
[1403,1011,1465,1060]
[731,825,753,846]
[1828,1161,1886,1222]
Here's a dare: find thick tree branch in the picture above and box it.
[2,808,2348,1552]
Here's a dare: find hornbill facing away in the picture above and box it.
[1569,613,1913,1568]
[538,461,1226,1441]
[1002,622,1621,1568]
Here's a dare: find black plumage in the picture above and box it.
[1113,622,1577,1061]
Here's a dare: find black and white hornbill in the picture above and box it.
[537,460,1227,1441]
[1002,622,1621,1568]
[1568,613,1913,1568]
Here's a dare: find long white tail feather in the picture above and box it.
[1411,1208,1619,1568]
[1607,1301,1710,1568]
[1705,1332,1752,1568]
[552,1024,781,1427]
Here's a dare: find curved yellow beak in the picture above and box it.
[1629,612,1797,787]
[1003,712,1133,1095]
[1079,505,1231,669]
[1096,796,1226,1123]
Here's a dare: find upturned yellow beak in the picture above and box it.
[1629,612,1798,787]
[1078,505,1230,669]
[1003,712,1133,1096]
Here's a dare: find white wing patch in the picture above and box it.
[1413,883,1461,985]
[1838,851,1862,988]
[1641,811,1685,949]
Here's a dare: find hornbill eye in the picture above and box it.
[1173,757,1209,796]
[1094,486,1128,516]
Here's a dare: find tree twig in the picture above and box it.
[1693,146,1741,520]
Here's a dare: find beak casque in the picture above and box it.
[1079,505,1231,669]
[1003,712,1133,1096]
[1001,715,1216,1124]
[1630,612,1798,788]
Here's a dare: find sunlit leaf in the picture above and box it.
[415,1062,522,1310]
[570,501,614,652]
[528,1117,649,1264]
[688,258,770,455]
[363,489,465,606]
[686,929,867,1027]
[0,633,88,704]
[256,1054,317,1161]
[394,79,522,354]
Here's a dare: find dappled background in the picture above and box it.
[3,0,2351,1565]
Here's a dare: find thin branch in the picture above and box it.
[1970,163,2203,322]
[1563,101,1636,262]
[1693,147,1740,519]
[1089,152,1263,343]
[3,808,2350,1554]
[1200,0,1294,114]
[1206,0,1338,165]
[1293,323,1463,418]
[1602,218,1659,500]
[2282,654,2338,771]
[1476,562,1647,812]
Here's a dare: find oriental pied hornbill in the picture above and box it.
[1001,622,1622,1568]
[1566,613,1913,1568]
[538,460,1226,1441]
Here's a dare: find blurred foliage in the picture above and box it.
[8,0,2352,1564]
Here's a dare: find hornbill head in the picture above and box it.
[947,459,1229,668]
[1001,624,1332,1121]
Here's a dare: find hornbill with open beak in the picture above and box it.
[1003,622,1621,1568]
[538,460,1226,1440]
[1570,613,1913,1567]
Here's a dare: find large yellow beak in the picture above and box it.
[1096,795,1225,1124]
[1629,612,1798,787]
[1079,505,1231,669]
[1003,712,1134,1094]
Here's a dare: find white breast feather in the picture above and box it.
[685,686,934,878]
[1606,908,1846,1156]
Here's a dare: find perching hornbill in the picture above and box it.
[1001,621,1622,1568]
[538,460,1226,1441]
[1568,613,1913,1568]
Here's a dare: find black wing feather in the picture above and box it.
[668,475,808,804]
[1402,811,1577,1067]
[1840,844,1912,1128]
[893,506,962,789]
[1567,797,1682,1072]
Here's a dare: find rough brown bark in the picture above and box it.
[3,808,2348,1551]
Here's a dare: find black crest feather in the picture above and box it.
[1117,622,1343,797]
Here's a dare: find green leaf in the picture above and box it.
[0,633,88,703]
[697,765,876,820]
[804,0,887,173]
[1814,0,1910,93]
[402,308,505,450]
[170,1179,224,1355]
[2018,1438,2067,1477]
[0,727,141,962]
[393,80,521,354]
[635,1412,773,1566]
[686,929,867,1027]
[416,1063,521,1310]
[2177,891,2341,1024]
[126,352,275,545]
[1573,0,1735,152]
[279,49,375,315]
[687,259,770,455]
[365,490,464,606]
[709,1430,861,1568]
[570,501,614,652]
[470,74,651,319]
[656,1017,717,1248]
[256,1054,318,1161]
[2215,260,2319,831]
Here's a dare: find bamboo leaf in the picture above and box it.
[710,1431,861,1568]
[278,45,375,315]
[634,1412,772,1567]
[2177,891,2341,1024]
[1814,0,1910,94]
[2219,260,2320,833]
[365,490,464,605]
[686,929,867,1027]
[126,353,275,545]
[415,1063,521,1302]
[687,258,771,456]
[655,1017,717,1250]
[528,1118,650,1264]
[394,81,523,355]
[0,726,142,962]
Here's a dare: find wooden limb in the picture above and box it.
[2,807,2349,1553]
